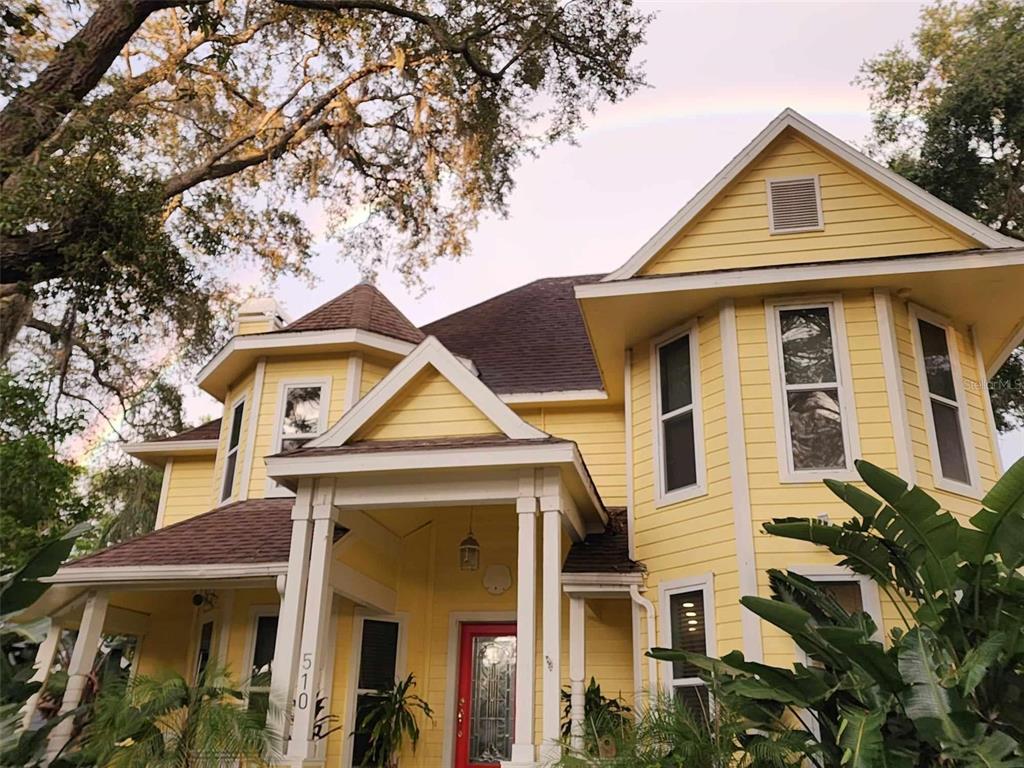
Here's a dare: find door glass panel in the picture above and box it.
[468,635,516,764]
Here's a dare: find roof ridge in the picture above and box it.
[421,273,603,330]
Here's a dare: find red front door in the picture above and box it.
[454,623,517,768]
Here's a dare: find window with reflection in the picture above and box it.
[773,304,851,473]
[916,317,971,486]
[279,385,324,452]
[220,399,246,501]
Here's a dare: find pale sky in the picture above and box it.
[183,0,1024,465]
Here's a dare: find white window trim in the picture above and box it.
[242,604,280,707]
[765,296,861,483]
[657,573,716,697]
[766,175,824,235]
[265,377,333,497]
[190,615,217,684]
[789,565,884,639]
[342,610,408,768]
[650,320,707,507]
[908,304,983,499]
[219,394,248,503]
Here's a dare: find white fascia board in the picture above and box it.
[124,440,219,456]
[267,441,578,477]
[308,335,546,447]
[603,108,1016,282]
[578,248,1024,300]
[44,562,288,585]
[562,573,643,589]
[500,389,608,404]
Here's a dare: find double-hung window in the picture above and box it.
[910,306,977,494]
[220,398,246,501]
[246,612,279,724]
[767,299,858,480]
[660,577,715,721]
[652,323,704,504]
[193,619,214,682]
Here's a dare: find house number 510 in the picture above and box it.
[297,652,313,709]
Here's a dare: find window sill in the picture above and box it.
[932,477,983,501]
[654,483,709,508]
[777,467,859,485]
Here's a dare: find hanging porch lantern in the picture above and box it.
[459,509,481,571]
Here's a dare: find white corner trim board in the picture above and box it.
[873,290,916,482]
[718,300,763,662]
[602,108,1016,281]
[308,335,546,447]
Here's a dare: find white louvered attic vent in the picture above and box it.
[766,176,824,234]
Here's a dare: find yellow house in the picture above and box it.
[22,109,1024,768]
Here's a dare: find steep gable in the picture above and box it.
[306,336,546,449]
[641,130,975,276]
[354,365,502,441]
[606,109,1014,281]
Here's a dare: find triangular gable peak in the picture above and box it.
[605,108,1016,281]
[308,336,547,447]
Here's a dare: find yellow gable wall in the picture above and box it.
[640,130,975,276]
[516,404,627,506]
[354,365,502,441]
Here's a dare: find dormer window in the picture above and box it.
[766,176,823,234]
[278,383,329,452]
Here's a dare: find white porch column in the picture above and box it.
[507,495,538,767]
[568,596,586,754]
[286,479,338,766]
[46,592,108,762]
[540,503,563,761]
[269,481,315,750]
[21,621,62,730]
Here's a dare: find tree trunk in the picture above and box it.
[0,288,35,362]
[0,0,188,177]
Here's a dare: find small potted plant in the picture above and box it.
[358,673,433,768]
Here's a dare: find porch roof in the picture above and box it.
[562,508,642,575]
[61,498,297,571]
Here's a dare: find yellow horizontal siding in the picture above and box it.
[641,132,974,276]
[356,366,501,441]
[160,457,218,527]
[631,311,743,690]
[247,354,348,497]
[518,405,627,506]
[360,354,394,397]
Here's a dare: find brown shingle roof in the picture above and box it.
[281,282,425,344]
[64,499,296,569]
[422,275,605,394]
[154,418,221,442]
[562,508,643,574]
[275,434,568,458]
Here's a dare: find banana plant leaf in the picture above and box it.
[969,457,1024,569]
[837,702,887,768]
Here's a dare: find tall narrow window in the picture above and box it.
[194,620,214,682]
[662,583,713,721]
[768,301,856,478]
[278,385,324,452]
[246,613,279,723]
[653,326,703,504]
[220,399,245,501]
[912,312,974,489]
[351,619,400,767]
